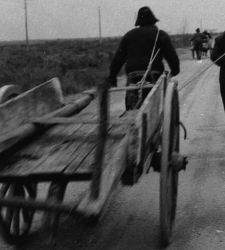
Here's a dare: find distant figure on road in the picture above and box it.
[190,28,204,61]
[190,41,196,60]
[107,6,180,110]
[202,30,212,57]
[211,32,225,110]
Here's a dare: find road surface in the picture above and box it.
[2,57,225,250]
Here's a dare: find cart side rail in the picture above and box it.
[77,75,169,217]
[134,74,167,165]
[0,77,63,136]
[0,90,95,154]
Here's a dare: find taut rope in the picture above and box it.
[178,51,225,91]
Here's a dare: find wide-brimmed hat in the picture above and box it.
[135,6,159,26]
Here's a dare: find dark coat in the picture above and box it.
[109,25,180,80]
[211,32,225,109]
[211,32,225,67]
[190,33,204,49]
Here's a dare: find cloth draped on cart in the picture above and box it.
[125,70,161,110]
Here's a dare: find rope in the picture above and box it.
[138,28,160,86]
[120,32,225,109]
[178,51,225,91]
[135,28,160,108]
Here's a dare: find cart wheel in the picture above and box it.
[0,183,37,245]
[42,182,67,233]
[160,82,180,246]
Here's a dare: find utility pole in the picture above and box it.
[24,0,29,50]
[98,6,102,45]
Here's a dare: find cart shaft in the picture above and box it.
[0,172,92,183]
[0,197,78,215]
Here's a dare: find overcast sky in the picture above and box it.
[0,0,224,41]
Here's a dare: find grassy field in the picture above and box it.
[0,33,206,95]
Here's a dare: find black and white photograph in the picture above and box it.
[0,0,223,249]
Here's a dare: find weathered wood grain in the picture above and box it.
[136,75,164,140]
[83,83,154,95]
[74,106,130,168]
[90,85,109,199]
[0,78,63,136]
[0,91,95,155]
[32,91,95,124]
[0,123,84,175]
[134,75,165,165]
[77,135,129,217]
[75,77,167,217]
[30,117,98,125]
[66,123,127,174]
[43,124,98,172]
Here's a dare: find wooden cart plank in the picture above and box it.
[136,75,164,139]
[0,92,95,156]
[30,116,99,125]
[134,76,165,165]
[76,76,165,217]
[77,135,128,217]
[63,126,114,174]
[39,123,99,173]
[0,115,128,178]
[0,112,96,173]
[0,93,127,177]
[0,78,63,136]
[58,107,128,174]
[67,121,130,174]
[30,121,99,174]
[0,123,84,175]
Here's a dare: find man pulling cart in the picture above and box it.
[0,6,188,248]
[107,6,180,110]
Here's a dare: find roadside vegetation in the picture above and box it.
[0,33,216,95]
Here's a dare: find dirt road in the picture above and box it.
[2,57,225,250]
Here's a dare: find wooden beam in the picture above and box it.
[90,84,108,199]
[0,77,63,136]
[83,83,154,95]
[77,135,128,217]
[30,116,132,127]
[0,172,92,183]
[41,91,95,119]
[0,197,78,215]
[30,117,99,125]
[0,92,95,154]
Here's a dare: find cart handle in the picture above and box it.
[83,83,154,95]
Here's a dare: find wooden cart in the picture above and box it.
[0,73,187,247]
